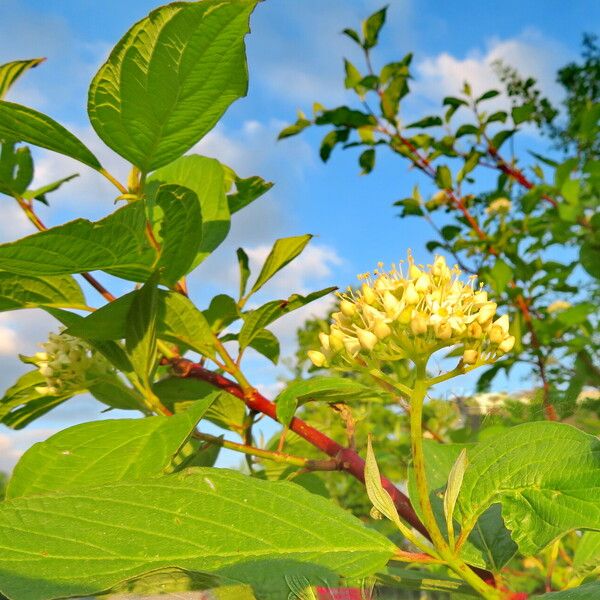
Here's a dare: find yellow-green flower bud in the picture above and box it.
[356,327,378,351]
[463,349,479,364]
[404,282,420,305]
[373,320,392,339]
[477,302,497,324]
[435,322,452,340]
[340,299,356,317]
[498,335,516,353]
[318,332,330,351]
[307,350,327,367]
[410,314,428,335]
[361,283,377,305]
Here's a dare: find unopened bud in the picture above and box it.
[435,322,452,340]
[318,332,330,351]
[356,327,378,351]
[373,320,391,339]
[493,314,510,335]
[477,302,497,324]
[498,336,515,353]
[488,325,505,345]
[343,336,361,356]
[409,264,423,279]
[383,290,401,317]
[340,299,356,317]
[411,314,428,335]
[404,282,420,305]
[307,350,327,367]
[462,349,479,364]
[361,283,377,305]
[329,328,345,351]
[415,274,431,293]
[467,322,483,338]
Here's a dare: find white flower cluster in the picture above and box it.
[308,253,515,369]
[32,331,112,396]
[485,197,512,215]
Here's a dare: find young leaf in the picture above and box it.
[0,370,72,430]
[88,0,257,171]
[362,6,387,49]
[0,272,87,312]
[0,201,156,282]
[0,100,101,169]
[249,234,313,296]
[125,273,159,384]
[0,58,45,99]
[275,376,373,426]
[435,165,452,189]
[6,398,216,499]
[237,247,251,300]
[365,436,404,531]
[0,469,396,600]
[456,422,600,557]
[22,173,78,205]
[148,155,230,267]
[444,448,468,549]
[238,287,336,350]
[228,174,273,214]
[203,294,240,333]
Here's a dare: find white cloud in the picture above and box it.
[0,428,57,473]
[413,29,568,108]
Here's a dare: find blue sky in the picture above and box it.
[0,0,598,469]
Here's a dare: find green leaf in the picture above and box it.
[65,290,216,359]
[238,287,335,351]
[406,116,443,129]
[512,101,536,124]
[342,27,362,46]
[88,0,257,171]
[581,240,600,279]
[362,6,387,49]
[0,58,45,100]
[0,272,86,312]
[365,436,404,530]
[125,273,159,384]
[344,59,363,90]
[203,294,240,333]
[0,370,72,430]
[457,422,600,556]
[573,531,600,578]
[0,469,396,600]
[488,259,513,294]
[22,173,78,205]
[535,582,600,599]
[249,234,313,296]
[153,378,245,435]
[87,374,144,411]
[435,165,452,189]
[359,148,375,174]
[491,129,516,150]
[237,247,251,300]
[444,448,468,547]
[150,184,203,285]
[6,399,215,499]
[248,329,280,365]
[0,100,101,169]
[227,174,273,214]
[476,89,500,103]
[275,376,372,426]
[148,155,230,268]
[0,201,156,282]
[0,142,33,196]
[407,440,517,571]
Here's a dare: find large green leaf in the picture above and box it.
[0,100,101,169]
[457,422,600,556]
[0,58,44,100]
[238,287,336,350]
[573,531,600,578]
[249,234,313,296]
[64,289,215,359]
[0,370,72,430]
[0,141,33,196]
[148,155,230,267]
[88,0,257,171]
[6,398,215,499]
[0,272,87,312]
[535,582,600,599]
[0,469,395,600]
[275,376,374,426]
[0,201,156,282]
[407,440,517,571]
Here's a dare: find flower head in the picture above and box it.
[547,300,571,313]
[485,197,512,215]
[31,331,112,395]
[308,252,513,369]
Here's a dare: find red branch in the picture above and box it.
[172,358,426,534]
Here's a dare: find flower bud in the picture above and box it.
[398,306,413,325]
[467,322,483,338]
[498,335,515,353]
[493,314,510,335]
[340,299,356,317]
[477,302,497,324]
[435,322,452,340]
[356,327,378,351]
[343,336,361,356]
[415,274,431,293]
[411,314,428,335]
[361,283,377,305]
[329,328,345,351]
[409,264,423,279]
[463,349,479,364]
[382,290,401,317]
[307,350,327,367]
[404,282,420,305]
[318,332,330,351]
[373,320,391,339]
[488,325,505,345]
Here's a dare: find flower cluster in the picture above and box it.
[485,197,512,215]
[32,331,112,396]
[308,253,515,369]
